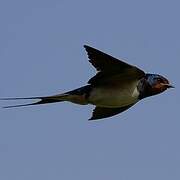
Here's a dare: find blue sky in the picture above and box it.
[0,0,179,179]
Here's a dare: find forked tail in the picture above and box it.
[1,85,91,108]
[0,94,68,108]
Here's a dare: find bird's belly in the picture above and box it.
[88,85,139,107]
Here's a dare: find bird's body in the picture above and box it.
[88,81,139,107]
[1,45,174,120]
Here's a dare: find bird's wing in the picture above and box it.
[89,104,135,120]
[84,45,145,85]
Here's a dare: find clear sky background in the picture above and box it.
[0,0,179,179]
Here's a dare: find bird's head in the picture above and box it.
[146,74,174,96]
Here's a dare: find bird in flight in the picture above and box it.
[1,45,174,120]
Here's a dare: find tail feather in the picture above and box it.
[1,86,92,108]
[1,95,67,108]
[3,100,45,108]
[0,97,42,100]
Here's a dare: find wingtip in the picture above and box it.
[84,45,93,49]
[88,115,95,121]
[84,45,89,49]
[88,116,103,121]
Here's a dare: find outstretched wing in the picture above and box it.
[84,45,145,85]
[89,104,135,120]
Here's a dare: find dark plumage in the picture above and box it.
[1,45,174,120]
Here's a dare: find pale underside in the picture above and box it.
[60,78,140,108]
[88,80,140,107]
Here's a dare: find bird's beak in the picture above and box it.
[161,83,175,88]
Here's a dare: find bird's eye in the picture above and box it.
[156,78,163,82]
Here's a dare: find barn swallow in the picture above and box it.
[1,45,174,120]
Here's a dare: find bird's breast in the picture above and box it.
[88,81,140,107]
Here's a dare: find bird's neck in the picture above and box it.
[137,77,153,99]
